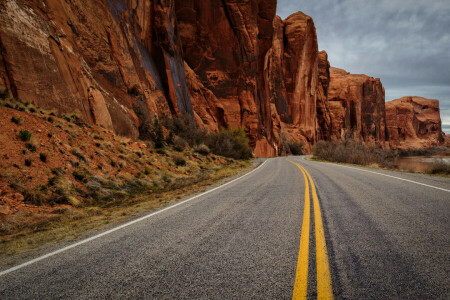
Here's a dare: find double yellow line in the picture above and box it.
[288,159,333,300]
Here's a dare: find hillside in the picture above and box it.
[0,96,250,258]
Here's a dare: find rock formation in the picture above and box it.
[263,12,331,151]
[175,0,279,156]
[3,1,444,157]
[316,51,332,140]
[0,0,191,139]
[386,96,446,149]
[328,67,388,145]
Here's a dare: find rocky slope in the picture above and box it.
[386,96,446,149]
[328,67,388,145]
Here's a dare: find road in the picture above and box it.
[1,157,449,299]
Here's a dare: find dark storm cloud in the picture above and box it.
[277,0,450,133]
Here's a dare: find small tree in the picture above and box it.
[153,117,164,149]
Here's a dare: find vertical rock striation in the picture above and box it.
[386,96,446,149]
[175,0,279,156]
[328,67,388,145]
[0,0,192,139]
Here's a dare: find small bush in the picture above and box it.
[11,116,23,124]
[312,139,396,168]
[19,130,32,141]
[48,176,78,205]
[173,137,187,152]
[173,155,187,166]
[194,144,210,155]
[72,168,90,183]
[207,127,253,160]
[156,149,166,155]
[71,147,88,163]
[0,87,9,99]
[288,141,304,155]
[24,158,32,166]
[39,152,48,162]
[25,141,37,152]
[430,160,450,175]
[23,188,46,206]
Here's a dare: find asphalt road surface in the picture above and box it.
[1,157,449,299]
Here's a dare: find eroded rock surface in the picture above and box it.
[386,96,446,149]
[328,67,388,145]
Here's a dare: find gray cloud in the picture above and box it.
[277,0,450,133]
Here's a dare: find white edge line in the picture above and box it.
[308,158,450,193]
[0,160,268,277]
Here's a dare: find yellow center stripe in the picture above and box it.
[291,162,310,299]
[288,160,334,300]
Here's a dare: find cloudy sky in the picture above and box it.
[277,0,450,134]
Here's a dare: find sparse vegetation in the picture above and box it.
[24,158,32,166]
[194,144,210,155]
[164,116,252,160]
[0,87,9,99]
[173,155,187,166]
[430,159,450,175]
[19,130,32,141]
[313,139,397,168]
[11,116,23,124]
[0,97,254,260]
[71,147,88,163]
[287,141,304,155]
[40,152,48,162]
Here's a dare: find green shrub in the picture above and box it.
[11,116,23,124]
[19,130,32,141]
[206,127,252,160]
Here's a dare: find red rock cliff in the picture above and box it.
[0,0,192,139]
[386,96,446,149]
[175,0,279,157]
[328,67,388,145]
[264,12,332,151]
[0,1,336,156]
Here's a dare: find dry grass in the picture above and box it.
[0,160,251,263]
[0,96,254,263]
[312,139,397,168]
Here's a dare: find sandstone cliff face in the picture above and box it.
[264,12,332,151]
[316,51,332,140]
[386,96,446,149]
[328,67,388,145]
[175,0,278,157]
[0,0,192,139]
[2,0,400,157]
